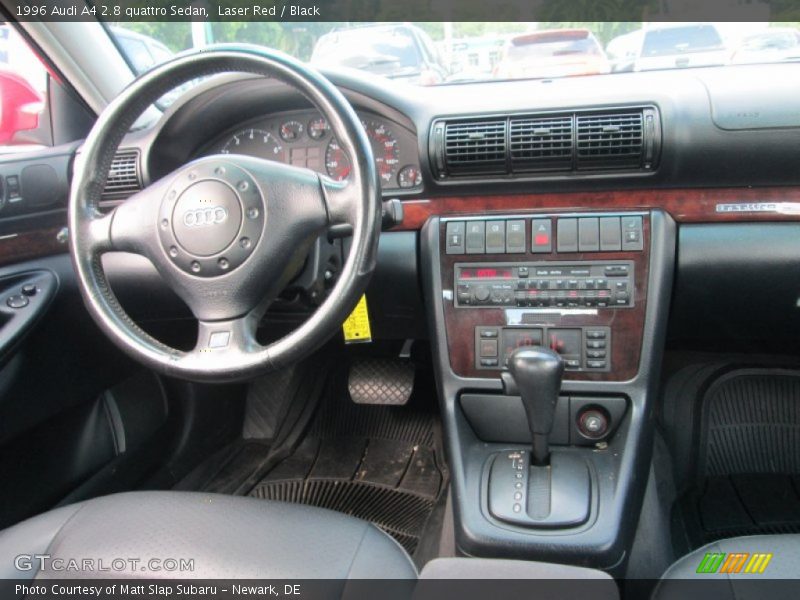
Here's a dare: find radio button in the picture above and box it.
[587,350,607,359]
[479,329,499,338]
[605,265,629,277]
[587,360,607,369]
[587,340,607,350]
[586,330,607,339]
[480,359,499,367]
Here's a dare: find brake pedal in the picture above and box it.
[348,358,415,405]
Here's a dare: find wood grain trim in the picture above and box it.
[396,187,800,230]
[0,226,67,267]
[440,217,650,382]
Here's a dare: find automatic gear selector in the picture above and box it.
[488,347,592,528]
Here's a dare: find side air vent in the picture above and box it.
[442,119,507,175]
[429,106,660,180]
[509,115,573,172]
[102,150,141,200]
[576,111,644,170]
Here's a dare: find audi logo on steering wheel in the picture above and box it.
[183,206,229,227]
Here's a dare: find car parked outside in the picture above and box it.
[493,29,610,80]
[634,23,729,71]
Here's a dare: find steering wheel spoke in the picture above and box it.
[195,314,259,357]
[108,179,171,257]
[82,210,115,253]
[321,176,360,236]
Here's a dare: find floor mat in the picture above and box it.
[677,369,800,548]
[248,363,447,556]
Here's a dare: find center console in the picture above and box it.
[421,208,675,573]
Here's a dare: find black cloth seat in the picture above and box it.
[0,491,417,579]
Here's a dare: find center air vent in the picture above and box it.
[509,115,573,172]
[102,150,141,200]
[576,112,644,169]
[443,119,506,175]
[429,106,660,180]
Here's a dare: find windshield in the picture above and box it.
[107,21,799,91]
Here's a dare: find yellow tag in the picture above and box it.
[342,294,372,344]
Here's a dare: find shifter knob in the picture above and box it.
[507,346,565,465]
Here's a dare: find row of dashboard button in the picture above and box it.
[445,216,643,255]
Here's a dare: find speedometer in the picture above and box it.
[325,120,399,184]
[221,129,284,161]
[364,120,399,184]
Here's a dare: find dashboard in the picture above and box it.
[197,109,423,193]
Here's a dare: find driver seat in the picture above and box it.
[0,491,417,579]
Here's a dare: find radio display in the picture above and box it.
[459,267,513,279]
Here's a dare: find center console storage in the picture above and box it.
[421,208,675,573]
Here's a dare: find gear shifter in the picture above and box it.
[488,344,590,528]
[507,346,564,466]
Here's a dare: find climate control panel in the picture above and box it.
[455,261,634,309]
[475,325,611,372]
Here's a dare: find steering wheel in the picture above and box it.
[69,46,381,382]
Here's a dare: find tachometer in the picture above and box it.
[325,120,400,184]
[221,129,284,161]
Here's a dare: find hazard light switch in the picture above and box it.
[531,219,552,253]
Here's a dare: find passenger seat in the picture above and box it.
[654,534,800,599]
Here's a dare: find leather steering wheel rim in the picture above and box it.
[69,46,381,382]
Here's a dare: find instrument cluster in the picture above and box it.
[206,110,423,192]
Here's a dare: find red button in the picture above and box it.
[534,233,550,245]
